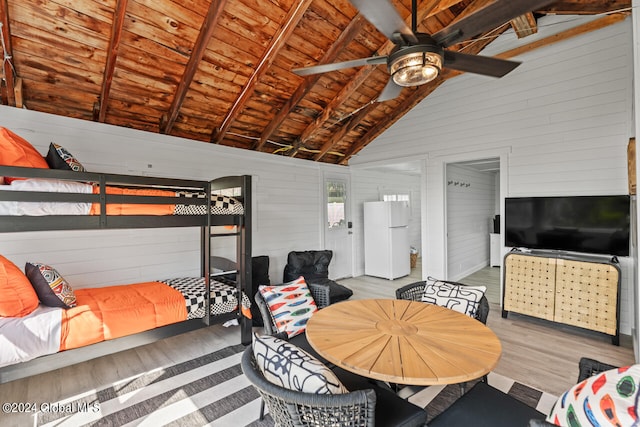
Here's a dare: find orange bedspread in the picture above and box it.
[59,282,188,351]
[89,186,176,216]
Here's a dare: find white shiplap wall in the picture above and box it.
[0,106,421,287]
[446,165,497,280]
[352,16,635,334]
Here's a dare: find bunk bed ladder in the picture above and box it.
[239,175,252,345]
[201,180,212,326]
[203,175,252,345]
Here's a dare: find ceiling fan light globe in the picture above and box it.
[390,51,441,87]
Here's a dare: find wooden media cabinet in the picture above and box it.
[502,251,621,345]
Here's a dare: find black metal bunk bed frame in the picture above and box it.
[0,166,252,384]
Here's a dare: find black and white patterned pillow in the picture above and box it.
[421,278,486,317]
[173,193,244,216]
[45,143,86,172]
[211,195,244,215]
[253,334,347,394]
[25,262,77,308]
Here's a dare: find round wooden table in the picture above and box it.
[305,298,502,386]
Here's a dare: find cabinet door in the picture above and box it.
[554,259,619,335]
[504,254,556,321]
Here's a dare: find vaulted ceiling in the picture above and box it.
[0,0,631,165]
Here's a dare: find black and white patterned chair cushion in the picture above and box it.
[253,334,347,395]
[421,278,486,317]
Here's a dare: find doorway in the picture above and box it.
[445,157,501,303]
[323,172,353,280]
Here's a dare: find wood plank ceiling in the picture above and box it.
[0,0,631,165]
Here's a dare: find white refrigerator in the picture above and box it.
[364,201,410,280]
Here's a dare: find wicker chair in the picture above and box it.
[395,279,490,324]
[427,357,621,427]
[576,357,618,382]
[242,346,428,426]
[254,281,332,364]
[242,346,376,426]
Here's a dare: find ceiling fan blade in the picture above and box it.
[376,79,403,102]
[433,0,556,47]
[444,51,521,78]
[349,0,418,44]
[292,56,387,77]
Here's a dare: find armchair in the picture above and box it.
[429,357,623,427]
[254,281,332,363]
[283,250,353,304]
[396,280,490,324]
[241,345,428,426]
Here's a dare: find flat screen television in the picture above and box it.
[504,195,630,257]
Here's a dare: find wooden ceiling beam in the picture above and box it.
[161,0,228,135]
[95,0,127,123]
[340,12,629,164]
[313,101,377,161]
[426,0,466,18]
[253,13,368,152]
[288,58,382,158]
[537,0,630,15]
[0,0,16,107]
[211,0,313,144]
[511,12,538,38]
[13,75,21,107]
[496,12,628,59]
[288,0,444,159]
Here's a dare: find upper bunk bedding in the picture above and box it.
[0,126,249,230]
[0,178,244,217]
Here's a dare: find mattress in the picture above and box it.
[0,178,244,216]
[0,278,250,368]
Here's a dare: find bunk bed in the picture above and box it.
[0,164,252,384]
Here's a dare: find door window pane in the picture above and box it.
[327,180,346,229]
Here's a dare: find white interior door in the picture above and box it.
[323,173,353,280]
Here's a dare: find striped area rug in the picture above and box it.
[35,344,556,426]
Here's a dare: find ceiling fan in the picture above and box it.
[292,0,555,101]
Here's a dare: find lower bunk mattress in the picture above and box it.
[0,278,251,368]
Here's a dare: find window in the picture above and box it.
[383,193,409,202]
[326,180,347,229]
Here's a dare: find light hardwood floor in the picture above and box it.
[338,260,636,396]
[0,261,635,426]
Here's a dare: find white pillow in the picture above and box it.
[253,334,347,394]
[421,278,486,317]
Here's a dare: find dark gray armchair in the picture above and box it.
[254,281,332,363]
[283,250,353,304]
[395,280,490,325]
[242,346,376,426]
[428,357,620,427]
[241,346,428,426]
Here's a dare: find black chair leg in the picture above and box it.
[259,399,265,420]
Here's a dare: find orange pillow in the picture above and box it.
[0,127,49,183]
[0,255,39,317]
